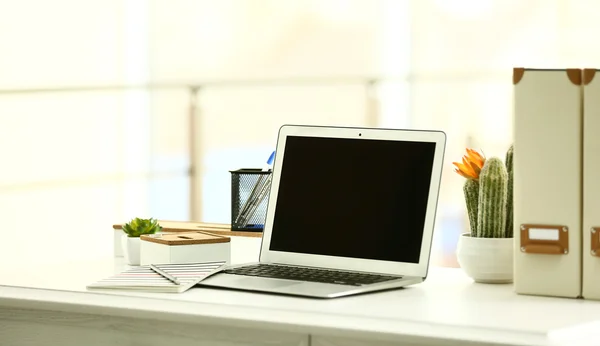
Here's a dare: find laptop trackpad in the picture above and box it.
[233,277,302,290]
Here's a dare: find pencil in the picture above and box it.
[149,264,181,285]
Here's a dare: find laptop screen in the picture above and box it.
[268,135,436,264]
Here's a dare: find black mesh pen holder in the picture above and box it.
[230,168,272,232]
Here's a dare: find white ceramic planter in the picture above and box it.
[121,234,141,266]
[114,225,168,258]
[113,228,124,257]
[456,232,514,284]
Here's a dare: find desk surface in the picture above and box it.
[1,236,599,346]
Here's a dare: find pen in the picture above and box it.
[266,150,275,167]
[240,173,272,224]
[234,173,266,224]
[235,150,275,226]
[149,264,180,285]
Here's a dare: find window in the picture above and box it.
[3,0,598,267]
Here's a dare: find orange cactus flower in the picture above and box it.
[453,148,486,179]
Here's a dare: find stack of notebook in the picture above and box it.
[87,261,226,293]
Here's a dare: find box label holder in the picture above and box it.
[520,224,569,255]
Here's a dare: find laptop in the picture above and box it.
[199,124,446,298]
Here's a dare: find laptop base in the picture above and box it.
[198,269,423,299]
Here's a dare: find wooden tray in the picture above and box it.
[113,220,263,238]
[140,231,230,246]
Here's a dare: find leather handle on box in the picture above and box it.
[522,244,563,255]
[520,224,569,255]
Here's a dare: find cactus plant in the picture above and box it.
[476,158,508,238]
[122,217,162,237]
[463,179,479,237]
[453,148,485,236]
[453,145,513,238]
[505,145,514,238]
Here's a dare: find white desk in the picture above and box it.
[2,236,600,346]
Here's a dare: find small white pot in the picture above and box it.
[456,232,514,284]
[121,234,141,266]
[113,228,124,257]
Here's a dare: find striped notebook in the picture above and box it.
[87,261,226,293]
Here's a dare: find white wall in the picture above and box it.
[3,0,600,267]
[0,0,410,264]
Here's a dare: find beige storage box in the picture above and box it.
[582,68,600,300]
[513,68,583,298]
[140,231,231,266]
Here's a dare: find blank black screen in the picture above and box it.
[268,135,437,264]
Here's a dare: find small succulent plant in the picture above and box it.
[122,217,162,237]
[453,145,513,238]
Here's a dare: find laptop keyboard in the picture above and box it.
[221,264,401,286]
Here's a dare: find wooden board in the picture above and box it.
[140,231,230,246]
[113,220,263,238]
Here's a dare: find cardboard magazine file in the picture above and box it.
[582,68,600,300]
[513,68,583,298]
[140,231,231,266]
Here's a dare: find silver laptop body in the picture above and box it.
[200,124,446,298]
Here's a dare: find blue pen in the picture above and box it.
[262,150,275,171]
[267,150,275,166]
